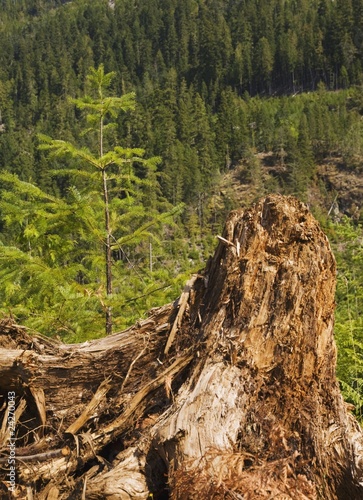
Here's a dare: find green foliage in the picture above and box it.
[0,172,105,336]
[1,0,363,207]
[0,65,186,339]
[327,217,363,421]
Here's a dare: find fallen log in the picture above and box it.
[0,194,363,499]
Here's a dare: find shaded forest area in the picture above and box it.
[0,0,363,420]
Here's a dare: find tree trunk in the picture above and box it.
[102,166,113,336]
[1,195,363,499]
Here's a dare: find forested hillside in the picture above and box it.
[0,0,362,417]
[2,0,363,201]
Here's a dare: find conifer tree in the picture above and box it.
[0,65,180,338]
[39,65,171,335]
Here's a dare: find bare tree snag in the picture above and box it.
[1,195,363,499]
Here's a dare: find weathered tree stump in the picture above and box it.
[1,195,362,499]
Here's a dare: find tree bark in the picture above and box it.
[1,195,363,499]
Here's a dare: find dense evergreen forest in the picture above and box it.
[0,0,362,417]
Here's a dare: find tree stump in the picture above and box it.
[1,195,362,499]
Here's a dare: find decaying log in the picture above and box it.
[1,194,363,499]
